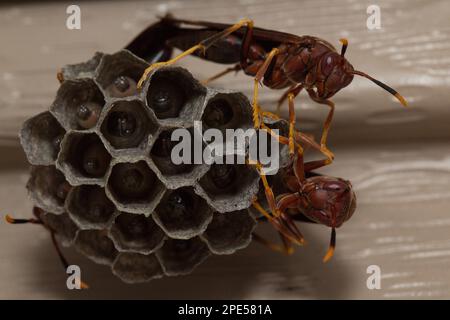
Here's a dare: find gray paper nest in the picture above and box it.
[19,50,291,283]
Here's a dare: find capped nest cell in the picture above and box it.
[19,50,264,283]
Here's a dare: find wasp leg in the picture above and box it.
[137,18,254,88]
[252,200,304,246]
[254,163,279,218]
[202,64,241,85]
[307,88,335,162]
[252,232,294,255]
[252,48,280,128]
[6,208,89,289]
[261,111,280,120]
[287,89,303,156]
[276,83,303,116]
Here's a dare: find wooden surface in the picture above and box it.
[1,0,450,299]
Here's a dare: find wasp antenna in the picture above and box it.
[339,38,348,57]
[352,70,408,107]
[5,214,41,224]
[323,227,336,263]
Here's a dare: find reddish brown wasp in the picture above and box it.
[248,124,356,261]
[127,15,407,163]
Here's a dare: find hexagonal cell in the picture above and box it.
[145,67,206,123]
[106,160,165,214]
[57,132,112,185]
[19,111,66,166]
[196,163,260,213]
[153,187,213,239]
[50,78,105,130]
[67,185,116,229]
[150,127,208,189]
[99,99,158,153]
[156,237,211,276]
[74,229,118,265]
[201,210,256,255]
[202,91,253,132]
[109,212,165,254]
[26,166,71,214]
[95,50,148,98]
[60,52,103,81]
[40,212,78,247]
[112,252,164,283]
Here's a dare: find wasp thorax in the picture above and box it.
[107,76,137,98]
[76,102,102,129]
[147,78,186,119]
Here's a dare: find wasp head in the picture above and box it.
[300,175,356,229]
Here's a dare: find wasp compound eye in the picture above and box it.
[107,76,137,98]
[147,77,186,119]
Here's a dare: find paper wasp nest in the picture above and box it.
[19,50,263,283]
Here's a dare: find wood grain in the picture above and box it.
[0,0,449,299]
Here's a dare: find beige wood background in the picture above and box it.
[0,0,449,299]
